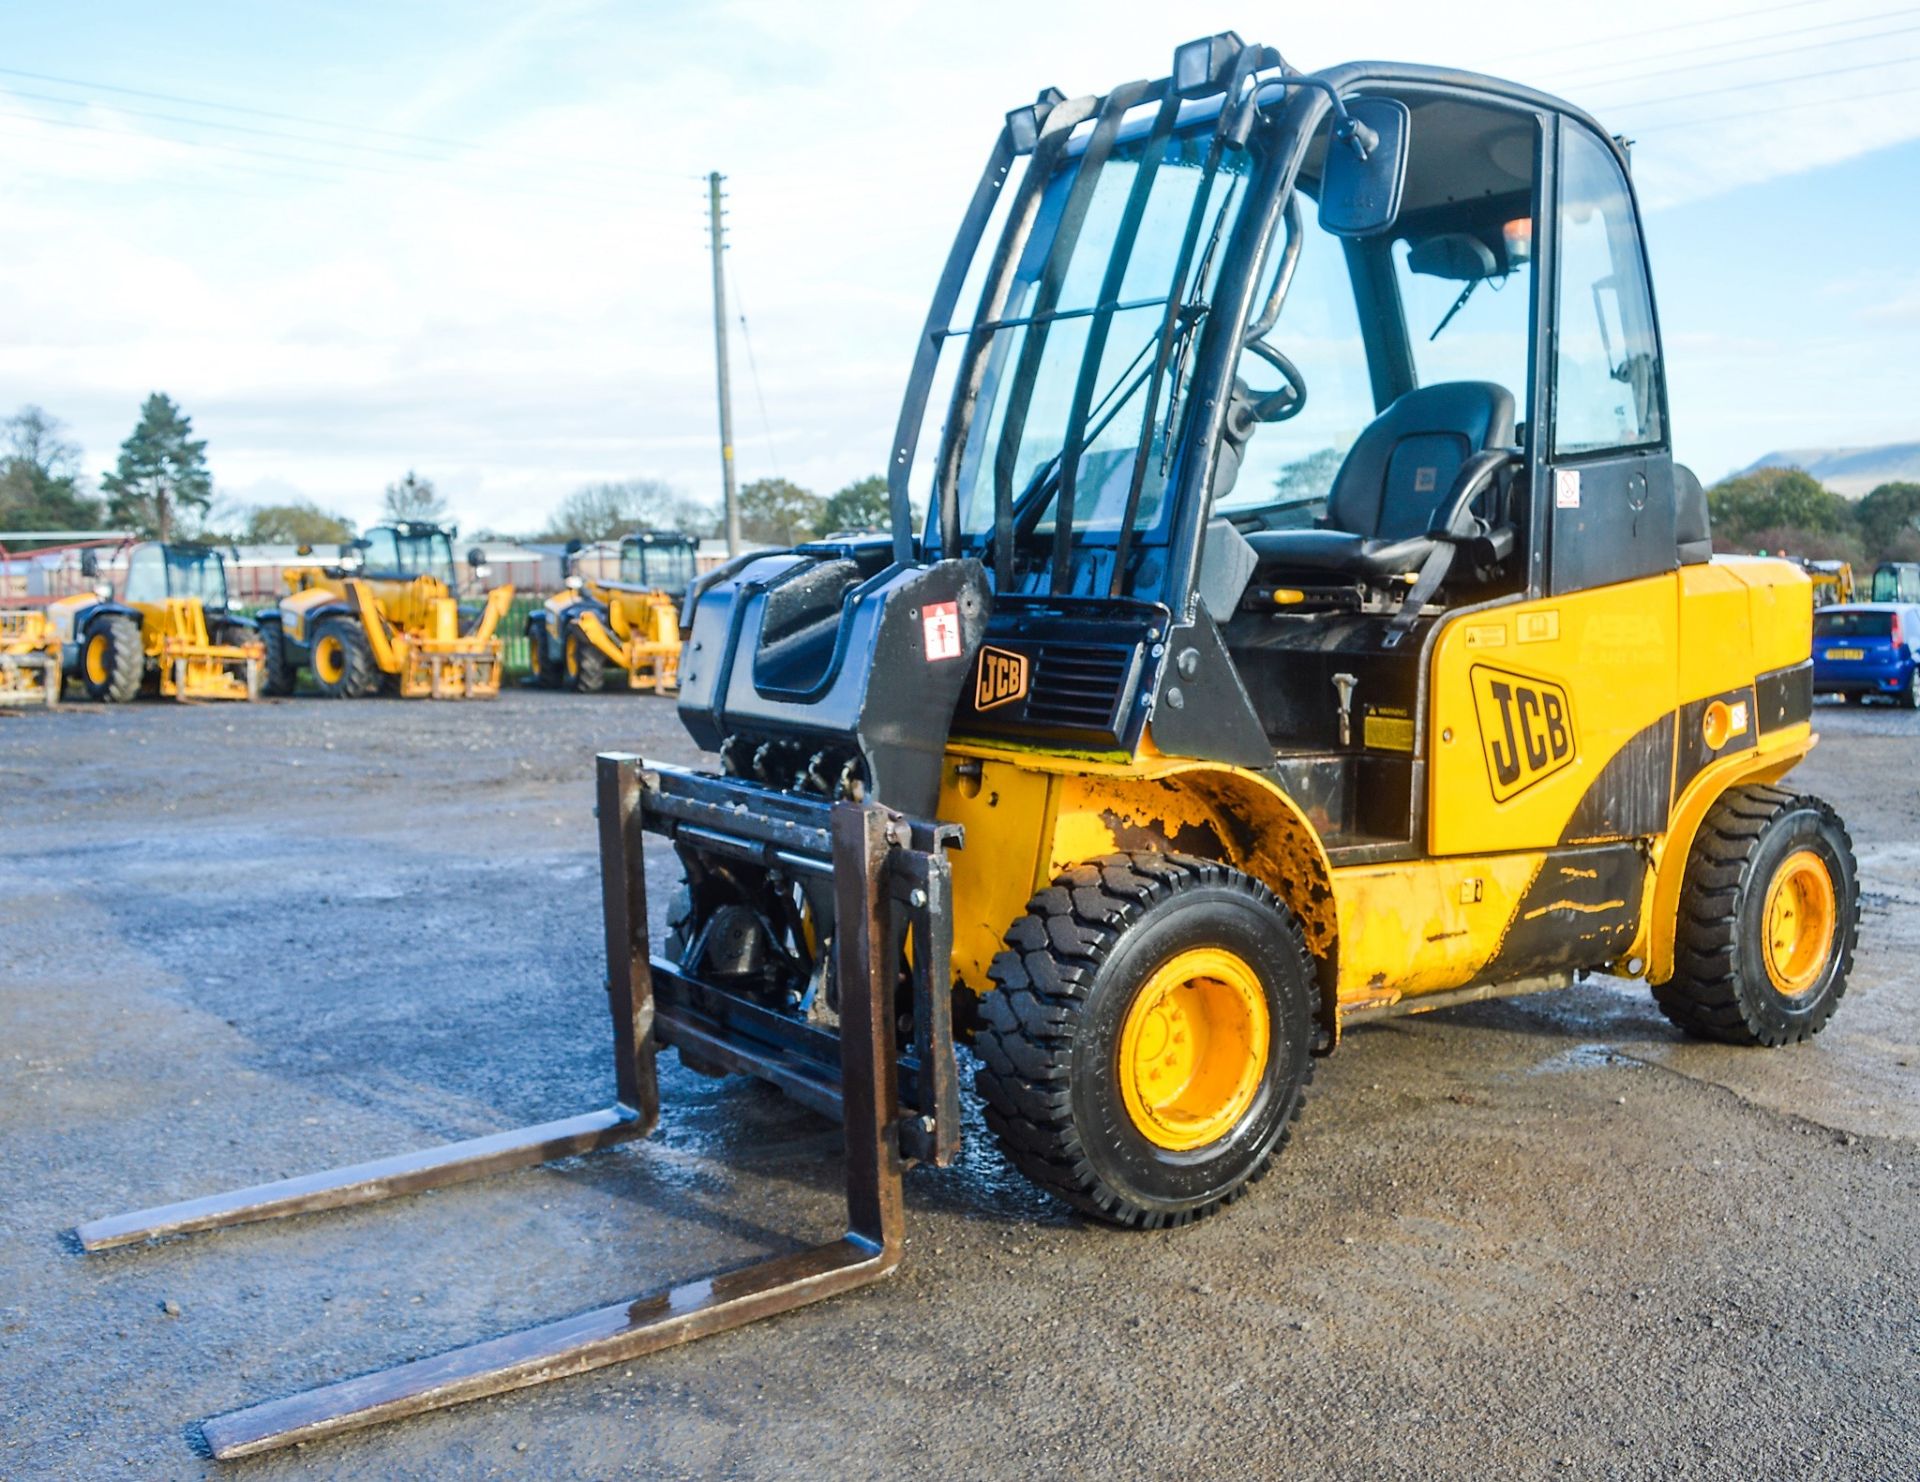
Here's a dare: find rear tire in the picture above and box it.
[259,623,296,696]
[309,616,377,699]
[1652,784,1857,1046]
[525,617,563,689]
[1901,672,1919,710]
[82,615,144,703]
[974,854,1316,1229]
[565,623,607,693]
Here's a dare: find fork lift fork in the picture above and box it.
[73,753,961,1459]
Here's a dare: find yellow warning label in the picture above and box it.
[1517,610,1560,644]
[1463,623,1507,649]
[1363,712,1416,752]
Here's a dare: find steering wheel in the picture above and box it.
[1242,338,1308,423]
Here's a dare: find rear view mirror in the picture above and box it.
[79,549,99,577]
[1318,97,1411,238]
[466,546,485,569]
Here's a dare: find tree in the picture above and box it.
[0,404,102,531]
[382,470,446,524]
[739,477,825,546]
[1272,446,1347,503]
[1706,467,1852,548]
[100,393,211,541]
[243,500,356,545]
[540,479,715,543]
[1854,482,1920,560]
[815,475,891,537]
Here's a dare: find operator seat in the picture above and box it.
[1245,381,1516,578]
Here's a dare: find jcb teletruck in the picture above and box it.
[49,542,261,702]
[256,521,513,698]
[527,529,696,692]
[84,36,1858,1456]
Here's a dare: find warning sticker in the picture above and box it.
[1555,469,1582,509]
[921,601,962,661]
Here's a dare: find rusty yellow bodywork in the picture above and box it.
[282,563,513,699]
[937,557,1817,1046]
[0,609,62,706]
[553,579,682,691]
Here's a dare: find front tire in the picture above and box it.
[81,615,144,702]
[565,623,607,693]
[1653,785,1858,1046]
[525,618,563,689]
[259,623,296,696]
[309,617,377,698]
[974,854,1316,1229]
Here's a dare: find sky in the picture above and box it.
[3,0,1919,534]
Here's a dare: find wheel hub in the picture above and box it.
[1762,848,1836,997]
[1118,947,1269,1151]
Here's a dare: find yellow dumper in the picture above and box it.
[0,609,62,706]
[527,530,695,692]
[47,543,262,702]
[257,521,512,699]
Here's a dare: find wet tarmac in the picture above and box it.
[2,690,1915,1479]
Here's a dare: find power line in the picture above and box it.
[1559,20,1920,99]
[728,264,782,480]
[1485,0,1830,66]
[0,103,647,209]
[0,62,695,183]
[1540,6,1920,87]
[1628,75,1920,132]
[1593,50,1920,111]
[0,83,667,196]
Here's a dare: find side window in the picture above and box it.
[361,529,398,572]
[1554,128,1663,456]
[124,545,164,603]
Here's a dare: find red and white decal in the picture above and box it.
[921,600,962,661]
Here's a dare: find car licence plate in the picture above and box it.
[1827,647,1866,660]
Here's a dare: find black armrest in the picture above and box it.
[1426,447,1523,541]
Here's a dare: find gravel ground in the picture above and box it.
[1,690,1916,1480]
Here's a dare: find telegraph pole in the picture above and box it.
[707,171,740,556]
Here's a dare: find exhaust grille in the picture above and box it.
[1023,642,1136,732]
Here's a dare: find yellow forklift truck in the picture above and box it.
[47,542,261,702]
[0,608,62,705]
[256,521,513,698]
[527,529,696,692]
[82,36,1858,1456]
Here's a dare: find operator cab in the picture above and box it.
[354,522,458,587]
[124,542,234,611]
[618,531,698,596]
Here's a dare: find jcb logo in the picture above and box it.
[975,646,1029,712]
[1471,665,1575,801]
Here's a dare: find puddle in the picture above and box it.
[1528,1042,1641,1076]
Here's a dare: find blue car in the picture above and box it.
[1813,602,1920,707]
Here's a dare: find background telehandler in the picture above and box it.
[527,529,695,692]
[47,541,261,702]
[83,34,1860,1456]
[256,520,512,698]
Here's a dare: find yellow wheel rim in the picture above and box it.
[313,634,345,685]
[1762,849,1837,997]
[1118,947,1269,1152]
[85,632,109,685]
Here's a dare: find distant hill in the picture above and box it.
[1740,443,1920,497]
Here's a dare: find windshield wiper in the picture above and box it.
[1429,280,1479,340]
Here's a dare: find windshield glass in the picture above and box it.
[621,538,695,592]
[947,116,1255,559]
[162,547,228,606]
[1815,610,1894,639]
[366,527,455,584]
